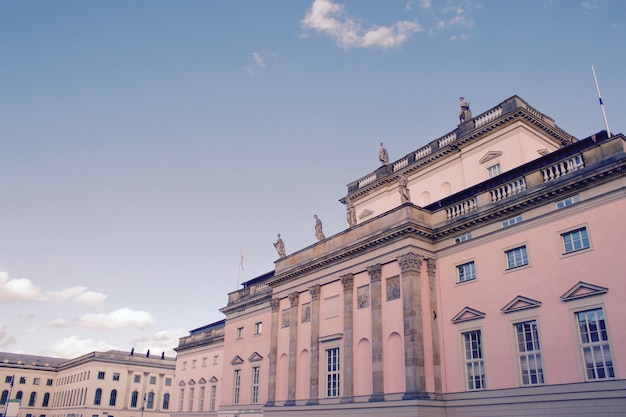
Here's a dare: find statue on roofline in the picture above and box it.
[273,234,286,258]
[346,200,357,228]
[314,215,325,241]
[459,97,472,123]
[379,142,389,165]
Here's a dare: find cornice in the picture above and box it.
[219,291,273,315]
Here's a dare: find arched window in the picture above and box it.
[29,392,37,406]
[42,393,50,407]
[94,388,102,405]
[162,393,170,410]
[109,389,117,406]
[146,392,154,409]
[16,391,23,402]
[130,390,139,408]
[1,390,8,404]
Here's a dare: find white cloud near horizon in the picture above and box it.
[0,271,107,307]
[50,335,117,358]
[0,320,17,348]
[301,0,422,49]
[129,328,186,355]
[76,307,156,331]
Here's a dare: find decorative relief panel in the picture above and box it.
[301,302,311,323]
[281,308,290,328]
[386,276,401,301]
[357,284,370,309]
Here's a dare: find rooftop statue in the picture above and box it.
[379,142,389,165]
[459,96,472,123]
[399,173,411,204]
[346,200,357,228]
[314,214,325,241]
[273,234,286,258]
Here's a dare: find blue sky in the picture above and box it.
[1,0,624,358]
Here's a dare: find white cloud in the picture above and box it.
[0,320,17,348]
[0,271,107,306]
[48,319,69,328]
[252,52,266,69]
[50,335,117,358]
[76,307,156,331]
[301,0,422,49]
[129,328,186,355]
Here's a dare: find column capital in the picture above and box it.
[427,258,437,278]
[309,284,321,301]
[289,292,300,307]
[341,273,354,291]
[270,298,281,312]
[397,252,423,274]
[367,264,383,283]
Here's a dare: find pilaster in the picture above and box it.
[306,285,321,405]
[367,264,385,402]
[265,298,281,407]
[285,292,300,406]
[427,258,443,396]
[340,273,354,403]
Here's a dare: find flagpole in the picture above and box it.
[237,249,244,289]
[591,65,611,137]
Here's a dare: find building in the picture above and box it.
[173,95,626,417]
[0,350,175,417]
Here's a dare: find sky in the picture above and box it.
[1,0,624,359]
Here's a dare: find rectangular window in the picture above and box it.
[97,372,105,380]
[112,373,120,381]
[487,163,501,178]
[33,378,40,385]
[576,308,614,380]
[455,232,472,244]
[502,215,522,228]
[202,357,208,367]
[165,377,172,386]
[236,327,244,339]
[46,379,53,386]
[326,347,341,397]
[556,194,580,209]
[19,377,26,384]
[4,376,13,383]
[463,330,485,390]
[232,369,241,405]
[515,320,544,385]
[209,385,217,411]
[178,389,184,412]
[188,387,194,411]
[192,359,197,369]
[251,366,260,404]
[505,246,528,270]
[182,361,187,370]
[457,261,476,283]
[199,386,205,411]
[562,227,590,254]
[133,375,141,383]
[213,355,219,365]
[149,376,156,385]
[254,321,263,335]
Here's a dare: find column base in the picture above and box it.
[368,393,385,402]
[340,395,354,403]
[284,400,296,406]
[402,390,430,400]
[305,398,319,406]
[265,400,275,407]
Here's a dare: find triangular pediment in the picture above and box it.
[479,151,502,164]
[198,377,207,384]
[501,295,541,313]
[188,379,196,385]
[358,209,374,219]
[230,355,244,365]
[248,352,263,362]
[451,307,486,324]
[560,281,608,302]
[209,376,218,383]
[178,380,185,386]
[537,148,549,156]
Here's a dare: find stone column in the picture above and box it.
[155,373,164,411]
[306,285,321,405]
[397,252,426,400]
[427,258,443,396]
[340,274,354,403]
[265,298,281,407]
[368,264,385,402]
[124,370,133,409]
[285,292,300,406]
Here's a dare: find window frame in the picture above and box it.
[559,225,592,257]
[487,163,501,178]
[251,366,260,404]
[503,244,530,271]
[513,319,545,386]
[232,369,241,405]
[455,260,477,284]
[253,321,263,335]
[461,329,486,391]
[325,346,341,398]
[572,306,615,381]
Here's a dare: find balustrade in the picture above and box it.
[446,197,477,219]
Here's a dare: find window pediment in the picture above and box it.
[198,378,207,384]
[187,379,196,385]
[178,380,185,386]
[248,352,263,362]
[358,209,374,219]
[230,355,244,365]
[451,307,485,324]
[560,281,608,302]
[501,295,541,313]
[209,376,218,383]
[479,151,502,164]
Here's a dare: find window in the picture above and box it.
[209,385,217,411]
[199,386,205,411]
[251,366,260,404]
[463,330,485,390]
[42,392,50,407]
[182,362,187,370]
[556,194,580,209]
[562,227,590,254]
[178,389,184,412]
[162,393,170,410]
[149,376,156,385]
[109,389,117,406]
[455,232,472,244]
[147,392,154,409]
[505,245,528,270]
[29,392,36,406]
[502,215,522,228]
[576,308,614,380]
[19,377,26,384]
[33,378,40,385]
[0,390,7,405]
[457,261,476,283]
[112,373,120,381]
[232,370,241,405]
[213,355,219,365]
[165,377,172,386]
[188,387,194,411]
[202,357,208,367]
[133,375,141,383]
[4,376,12,384]
[97,372,105,380]
[192,360,197,369]
[326,347,341,397]
[515,320,544,385]
[94,388,102,405]
[236,327,244,339]
[487,163,501,178]
[254,321,263,335]
[130,391,138,408]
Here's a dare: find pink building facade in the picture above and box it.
[174,96,626,416]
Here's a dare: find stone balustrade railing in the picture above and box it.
[474,106,503,128]
[446,197,477,219]
[490,178,526,202]
[542,154,585,182]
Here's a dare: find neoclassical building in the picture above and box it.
[179,95,625,417]
[0,350,175,417]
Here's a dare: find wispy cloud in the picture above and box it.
[244,51,278,74]
[76,307,156,331]
[301,0,422,49]
[129,328,186,355]
[0,320,17,348]
[48,319,70,328]
[50,335,117,358]
[0,271,107,307]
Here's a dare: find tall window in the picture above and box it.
[162,393,170,410]
[562,227,590,254]
[0,390,7,405]
[251,366,260,404]
[232,370,241,405]
[188,387,194,411]
[42,393,50,407]
[130,391,138,408]
[515,320,544,385]
[463,330,485,390]
[487,163,501,178]
[576,308,614,380]
[254,321,263,335]
[505,246,528,269]
[236,327,244,339]
[28,392,36,406]
[457,261,476,283]
[109,389,117,406]
[178,389,184,412]
[198,386,205,411]
[209,385,217,411]
[147,392,154,409]
[97,372,105,380]
[93,388,102,405]
[326,347,341,397]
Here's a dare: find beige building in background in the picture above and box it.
[0,350,175,417]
